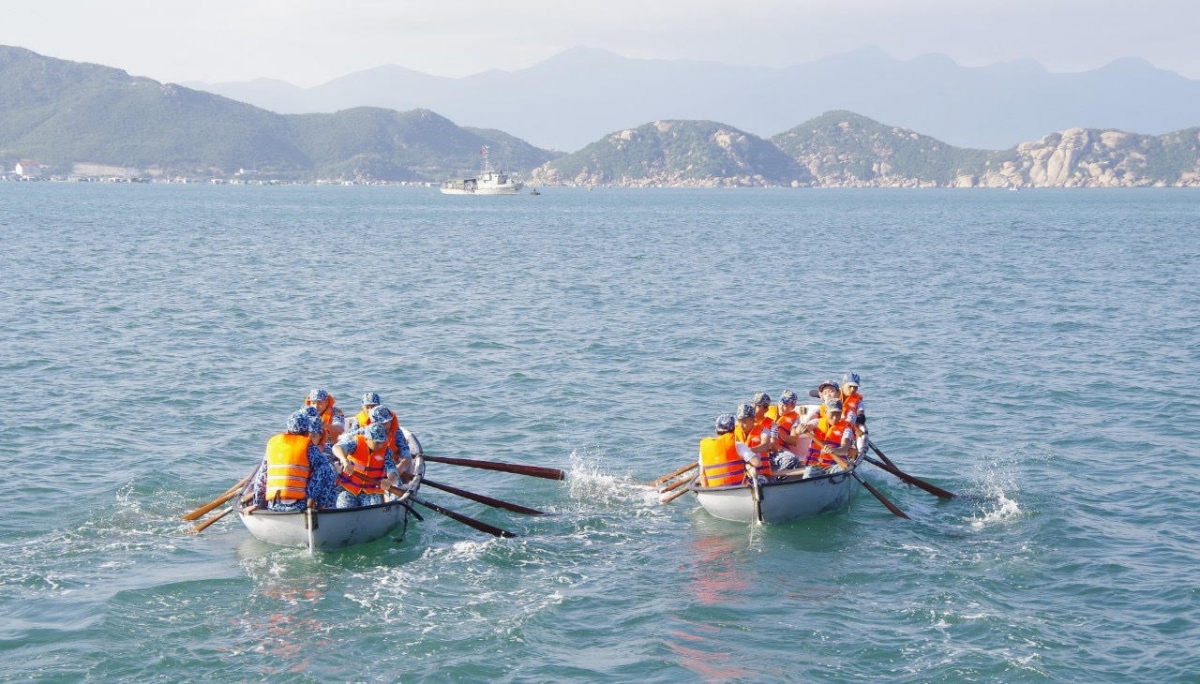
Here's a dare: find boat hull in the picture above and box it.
[694,466,860,524]
[239,456,424,552]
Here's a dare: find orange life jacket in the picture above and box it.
[699,432,745,487]
[306,395,339,441]
[735,422,773,478]
[773,409,804,457]
[764,405,780,422]
[841,391,864,424]
[808,419,854,468]
[338,434,388,496]
[265,433,312,505]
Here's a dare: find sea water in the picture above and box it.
[0,184,1197,682]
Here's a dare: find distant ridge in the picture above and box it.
[189,46,1200,152]
[2,46,1198,187]
[536,112,1200,188]
[0,45,557,180]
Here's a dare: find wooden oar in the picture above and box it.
[422,478,545,515]
[410,495,518,538]
[661,477,697,504]
[182,472,253,521]
[829,452,910,519]
[648,462,698,487]
[659,475,695,494]
[863,455,957,500]
[866,438,898,469]
[423,455,565,481]
[189,507,232,533]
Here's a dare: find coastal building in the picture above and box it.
[14,161,43,177]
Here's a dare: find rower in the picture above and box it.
[305,388,345,446]
[769,390,804,471]
[697,414,745,487]
[840,373,865,427]
[734,403,772,479]
[803,399,856,469]
[332,422,399,508]
[249,410,340,512]
[348,391,381,432]
[369,405,412,475]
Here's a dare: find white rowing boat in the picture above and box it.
[238,429,426,552]
[692,417,867,524]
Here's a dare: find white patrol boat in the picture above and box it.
[440,146,523,195]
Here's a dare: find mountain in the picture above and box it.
[190,47,1200,152]
[534,111,1200,188]
[533,120,808,187]
[0,46,557,180]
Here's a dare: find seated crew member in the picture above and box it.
[809,379,840,403]
[698,414,745,487]
[368,405,412,476]
[249,411,340,511]
[803,399,857,469]
[770,390,804,471]
[840,373,865,427]
[332,422,399,508]
[305,388,345,446]
[347,392,381,433]
[733,403,773,480]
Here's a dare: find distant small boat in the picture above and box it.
[441,146,523,195]
[530,188,541,196]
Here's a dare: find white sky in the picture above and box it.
[3,0,1198,86]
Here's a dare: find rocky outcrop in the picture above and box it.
[535,111,1200,188]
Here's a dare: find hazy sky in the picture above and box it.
[4,0,1198,86]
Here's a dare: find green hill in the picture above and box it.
[0,46,557,180]
[771,110,998,186]
[533,120,809,187]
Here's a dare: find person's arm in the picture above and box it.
[306,446,340,508]
[250,455,269,508]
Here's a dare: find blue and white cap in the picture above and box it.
[308,388,329,403]
[825,398,844,413]
[369,406,393,424]
[365,422,388,443]
[362,392,381,407]
[780,390,798,405]
[842,373,860,388]
[715,414,735,434]
[735,403,755,420]
[752,392,771,407]
[286,410,311,435]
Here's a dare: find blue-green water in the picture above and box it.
[1,185,1198,682]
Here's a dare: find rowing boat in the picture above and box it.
[237,429,426,552]
[691,417,867,524]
